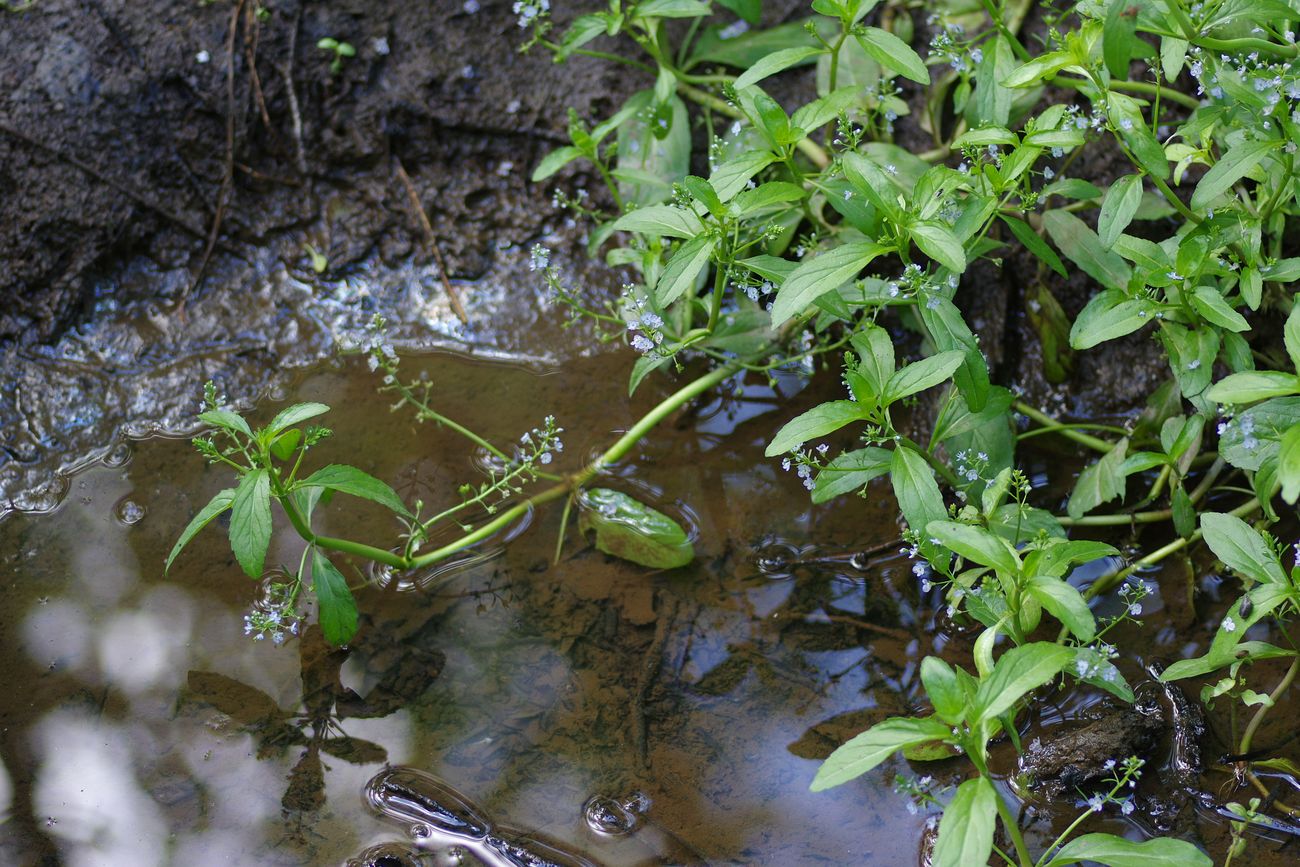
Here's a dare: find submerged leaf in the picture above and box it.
[578,488,694,569]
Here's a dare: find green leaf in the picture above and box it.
[1097,175,1143,248]
[884,350,965,404]
[1103,0,1138,79]
[771,242,886,325]
[920,657,965,724]
[1001,50,1075,87]
[300,465,411,517]
[812,446,892,503]
[532,146,585,182]
[891,447,946,538]
[635,0,711,17]
[655,235,716,306]
[734,46,825,89]
[166,488,236,573]
[932,777,997,867]
[628,352,673,396]
[791,86,861,134]
[974,642,1074,723]
[854,27,928,84]
[266,402,329,437]
[1189,286,1249,332]
[1190,140,1277,212]
[810,717,953,791]
[1027,575,1096,642]
[908,221,966,273]
[311,547,359,646]
[611,205,705,239]
[708,151,779,203]
[1200,512,1288,585]
[555,15,609,61]
[929,520,1020,575]
[1206,371,1300,404]
[578,488,694,569]
[269,428,302,462]
[1001,215,1066,278]
[716,0,761,24]
[765,401,865,456]
[1067,439,1129,519]
[1069,290,1150,350]
[199,409,253,438]
[1280,424,1300,503]
[617,91,689,206]
[229,469,272,579]
[851,325,895,399]
[971,36,1014,127]
[1285,304,1300,373]
[1045,833,1211,867]
[1042,210,1131,292]
[1162,584,1295,680]
[730,181,806,216]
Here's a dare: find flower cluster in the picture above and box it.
[243,579,302,645]
[1082,756,1143,816]
[781,444,830,491]
[1072,642,1121,683]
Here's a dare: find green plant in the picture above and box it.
[317,36,356,74]
[171,0,1300,858]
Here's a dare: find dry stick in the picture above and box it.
[279,8,307,175]
[189,0,245,298]
[394,157,470,324]
[0,122,210,240]
[242,3,273,132]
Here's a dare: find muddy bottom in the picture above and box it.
[0,349,1296,866]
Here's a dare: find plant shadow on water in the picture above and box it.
[1,350,1298,865]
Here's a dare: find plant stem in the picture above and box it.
[406,361,740,570]
[675,81,831,169]
[1081,494,1265,600]
[1013,400,1114,453]
[1238,657,1300,756]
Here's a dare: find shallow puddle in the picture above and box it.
[1,348,1296,865]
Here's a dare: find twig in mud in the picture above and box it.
[633,595,678,768]
[241,3,272,132]
[277,62,308,175]
[0,121,211,241]
[393,156,470,324]
[189,0,245,298]
[817,613,914,643]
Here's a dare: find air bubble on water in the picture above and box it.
[410,823,433,840]
[754,541,797,577]
[103,442,132,468]
[114,497,146,525]
[582,794,644,836]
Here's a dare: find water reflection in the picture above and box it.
[4,351,1208,866]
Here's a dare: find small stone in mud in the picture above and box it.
[1018,701,1165,797]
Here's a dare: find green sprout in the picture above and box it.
[316,37,355,74]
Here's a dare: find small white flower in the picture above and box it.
[196,50,211,64]
[1223,616,1237,633]
[1088,794,1105,812]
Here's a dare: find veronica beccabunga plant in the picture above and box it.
[167,0,1300,859]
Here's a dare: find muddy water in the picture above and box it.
[2,347,1298,865]
[0,348,918,865]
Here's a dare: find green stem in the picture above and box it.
[707,263,730,333]
[980,0,1030,61]
[1013,400,1114,453]
[897,436,962,488]
[406,362,740,570]
[1081,494,1266,601]
[1238,656,1300,756]
[1058,509,1173,527]
[675,81,831,169]
[1056,75,1201,110]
